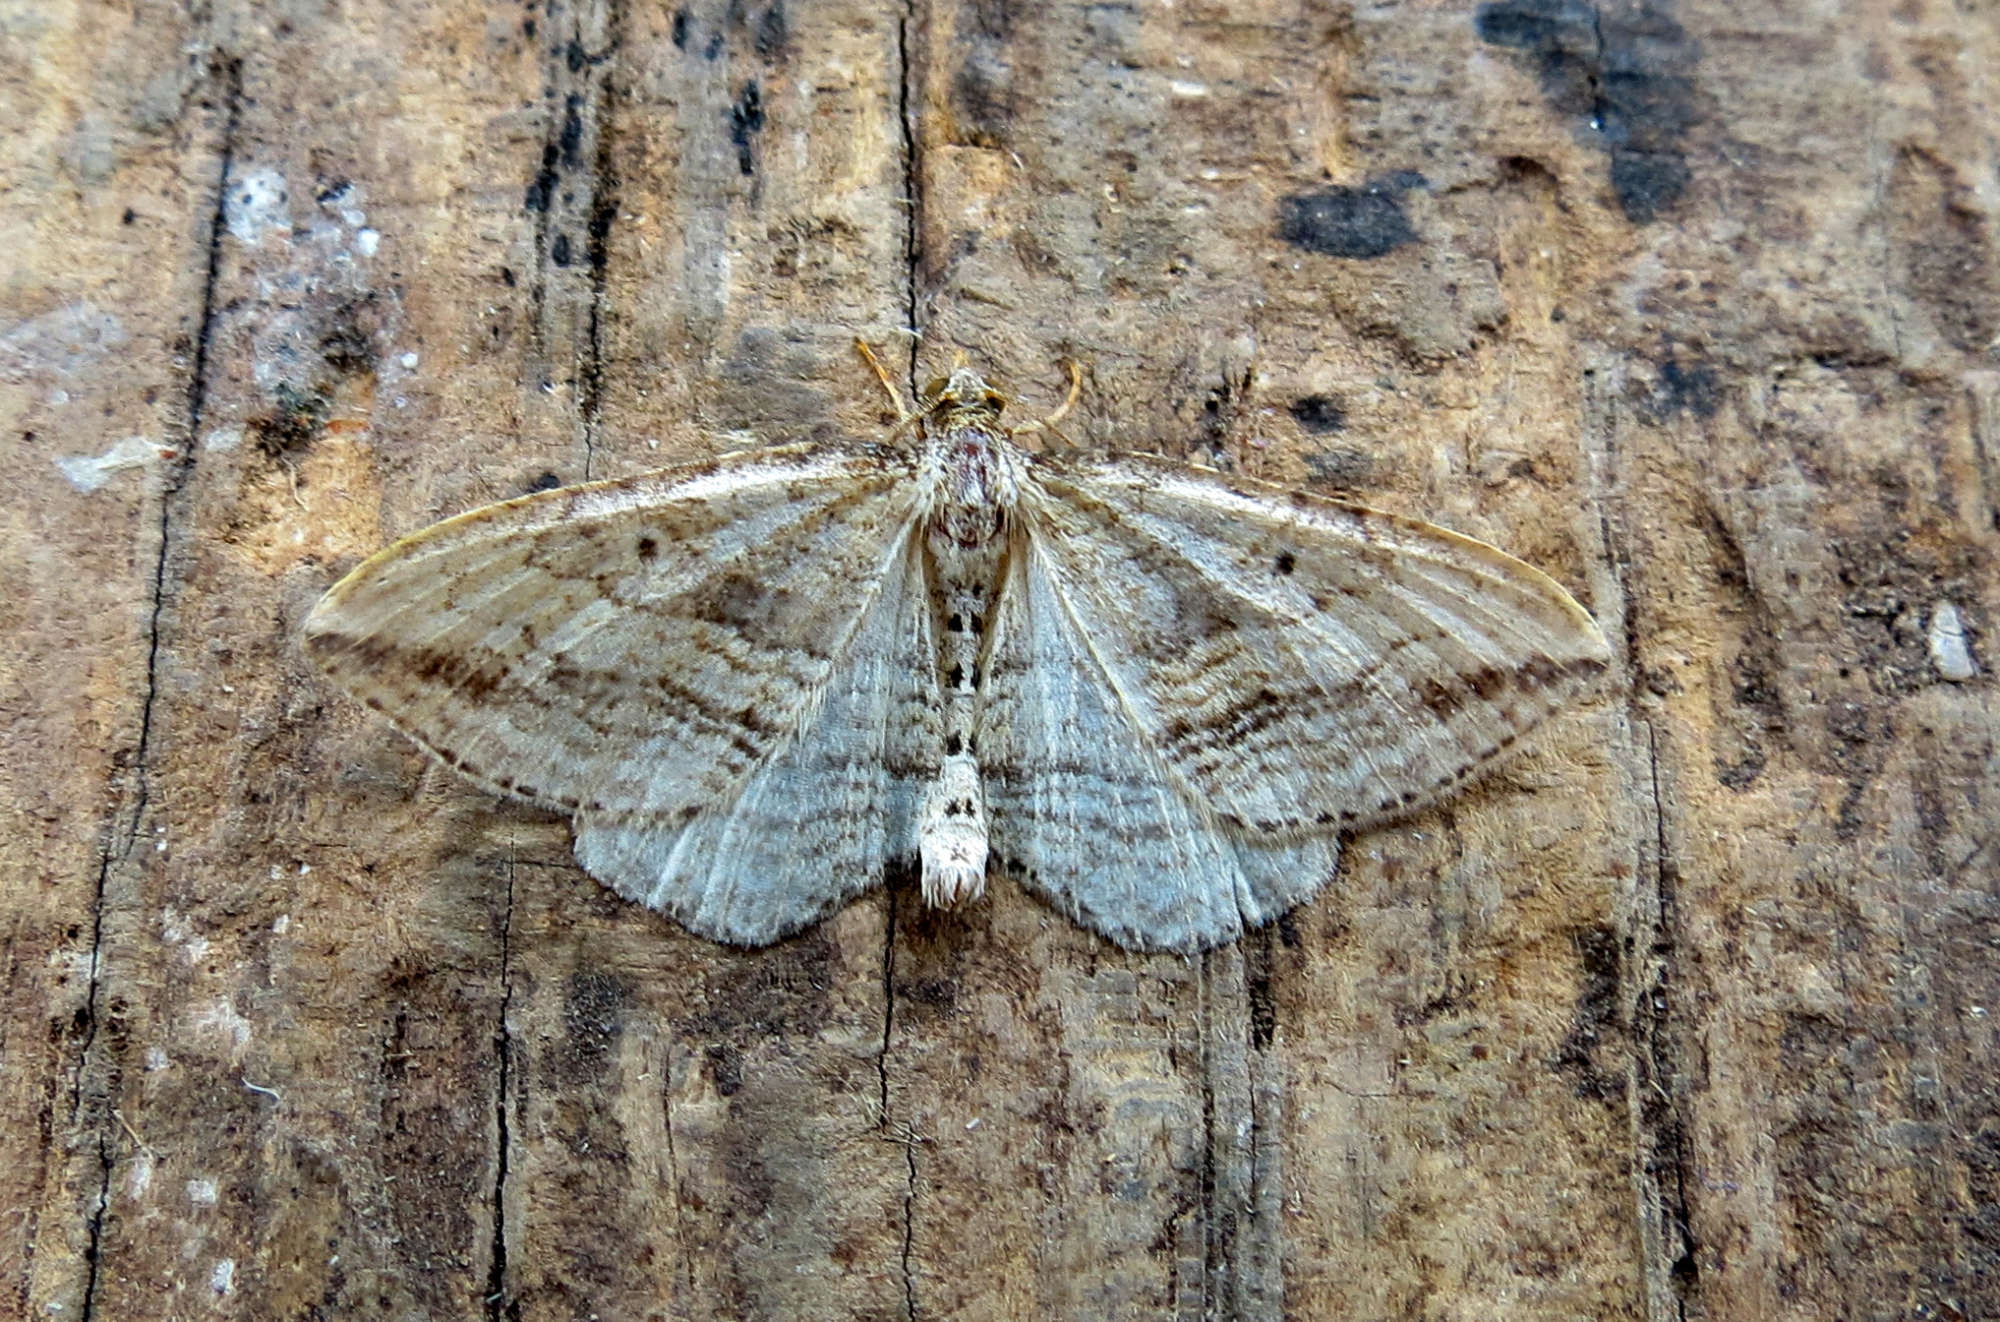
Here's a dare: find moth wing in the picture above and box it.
[304,443,923,821]
[978,534,1340,952]
[573,526,942,945]
[1012,454,1611,839]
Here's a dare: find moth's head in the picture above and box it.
[922,363,1008,419]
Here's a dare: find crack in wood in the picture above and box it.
[484,850,518,1322]
[73,50,246,1322]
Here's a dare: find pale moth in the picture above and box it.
[305,346,1610,952]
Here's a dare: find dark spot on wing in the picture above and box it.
[683,568,814,640]
[1416,654,1607,719]
[1162,685,1292,752]
[735,704,785,740]
[636,535,658,560]
[1274,550,1296,576]
[945,732,963,755]
[1417,666,1505,719]
[320,634,507,703]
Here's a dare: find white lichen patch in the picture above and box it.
[1930,602,1976,682]
[190,999,253,1054]
[226,166,292,244]
[125,1150,155,1200]
[55,435,170,493]
[159,906,210,962]
[0,300,127,380]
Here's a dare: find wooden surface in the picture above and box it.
[3,0,1994,1318]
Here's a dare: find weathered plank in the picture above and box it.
[4,0,1994,1319]
[1,5,236,1315]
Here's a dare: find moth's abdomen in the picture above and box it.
[919,756,988,907]
[918,488,1010,910]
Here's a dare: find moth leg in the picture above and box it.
[854,338,915,423]
[1011,359,1083,447]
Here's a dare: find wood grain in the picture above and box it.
[3,0,1993,1318]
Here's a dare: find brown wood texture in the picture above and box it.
[3,0,1994,1318]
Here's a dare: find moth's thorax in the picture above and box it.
[919,406,1019,552]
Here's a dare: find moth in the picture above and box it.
[304,347,1610,951]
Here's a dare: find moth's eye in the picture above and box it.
[984,393,1005,412]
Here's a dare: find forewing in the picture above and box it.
[1016,454,1611,836]
[978,536,1340,952]
[304,443,921,819]
[572,526,941,945]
